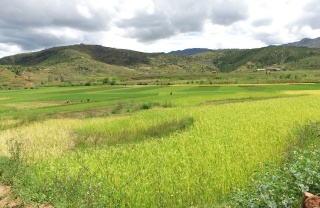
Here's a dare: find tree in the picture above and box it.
[110,77,117,85]
[102,77,109,84]
[60,74,64,82]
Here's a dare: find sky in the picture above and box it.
[1,0,320,58]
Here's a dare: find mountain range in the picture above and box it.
[167,36,320,55]
[0,37,320,88]
[168,48,212,55]
[282,37,320,48]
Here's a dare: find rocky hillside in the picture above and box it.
[282,37,320,48]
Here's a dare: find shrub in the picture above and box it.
[102,78,109,84]
[111,102,125,114]
[0,139,25,185]
[228,121,320,207]
[141,102,152,109]
[162,101,174,108]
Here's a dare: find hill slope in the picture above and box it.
[1,44,320,88]
[168,48,212,55]
[282,37,320,48]
[0,44,153,66]
[214,46,320,72]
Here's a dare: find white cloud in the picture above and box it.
[0,0,320,57]
[33,27,83,41]
[77,5,93,19]
[0,43,23,58]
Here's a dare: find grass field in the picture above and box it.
[0,84,320,207]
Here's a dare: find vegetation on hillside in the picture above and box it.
[168,48,212,55]
[215,46,320,72]
[0,44,320,89]
[0,44,152,66]
[282,37,320,48]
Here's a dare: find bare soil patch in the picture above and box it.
[0,185,53,208]
[0,185,19,208]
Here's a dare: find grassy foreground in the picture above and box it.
[0,84,320,207]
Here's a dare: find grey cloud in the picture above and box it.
[165,0,208,32]
[170,3,208,33]
[0,0,110,51]
[0,0,109,30]
[254,32,283,45]
[297,0,320,29]
[210,0,249,25]
[117,0,250,43]
[116,0,209,42]
[118,11,169,29]
[0,27,81,51]
[251,18,273,27]
[129,27,175,43]
[117,11,176,42]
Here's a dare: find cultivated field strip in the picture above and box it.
[1,92,320,206]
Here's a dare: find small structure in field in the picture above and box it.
[267,67,281,72]
[256,68,266,72]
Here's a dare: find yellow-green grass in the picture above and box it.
[282,90,320,95]
[0,119,78,160]
[1,94,320,206]
[3,101,62,110]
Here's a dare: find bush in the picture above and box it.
[102,78,109,84]
[141,102,160,110]
[228,121,320,207]
[0,139,29,195]
[111,102,125,114]
[162,101,174,108]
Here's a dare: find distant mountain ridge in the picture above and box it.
[168,48,211,55]
[1,44,320,72]
[0,44,153,66]
[282,37,320,48]
[168,37,320,55]
[1,42,320,89]
[1,42,320,88]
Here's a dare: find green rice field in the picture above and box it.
[1,84,320,207]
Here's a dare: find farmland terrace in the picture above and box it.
[0,84,320,207]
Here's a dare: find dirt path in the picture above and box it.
[0,185,53,208]
[0,185,20,208]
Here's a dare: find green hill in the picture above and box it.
[0,44,152,66]
[0,44,218,82]
[282,37,320,48]
[168,48,212,55]
[1,44,320,88]
[214,46,320,72]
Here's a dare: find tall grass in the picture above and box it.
[229,121,320,207]
[74,116,194,147]
[0,119,78,160]
[1,94,320,206]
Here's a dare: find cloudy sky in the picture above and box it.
[1,0,320,58]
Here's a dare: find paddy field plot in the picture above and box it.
[0,84,320,207]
